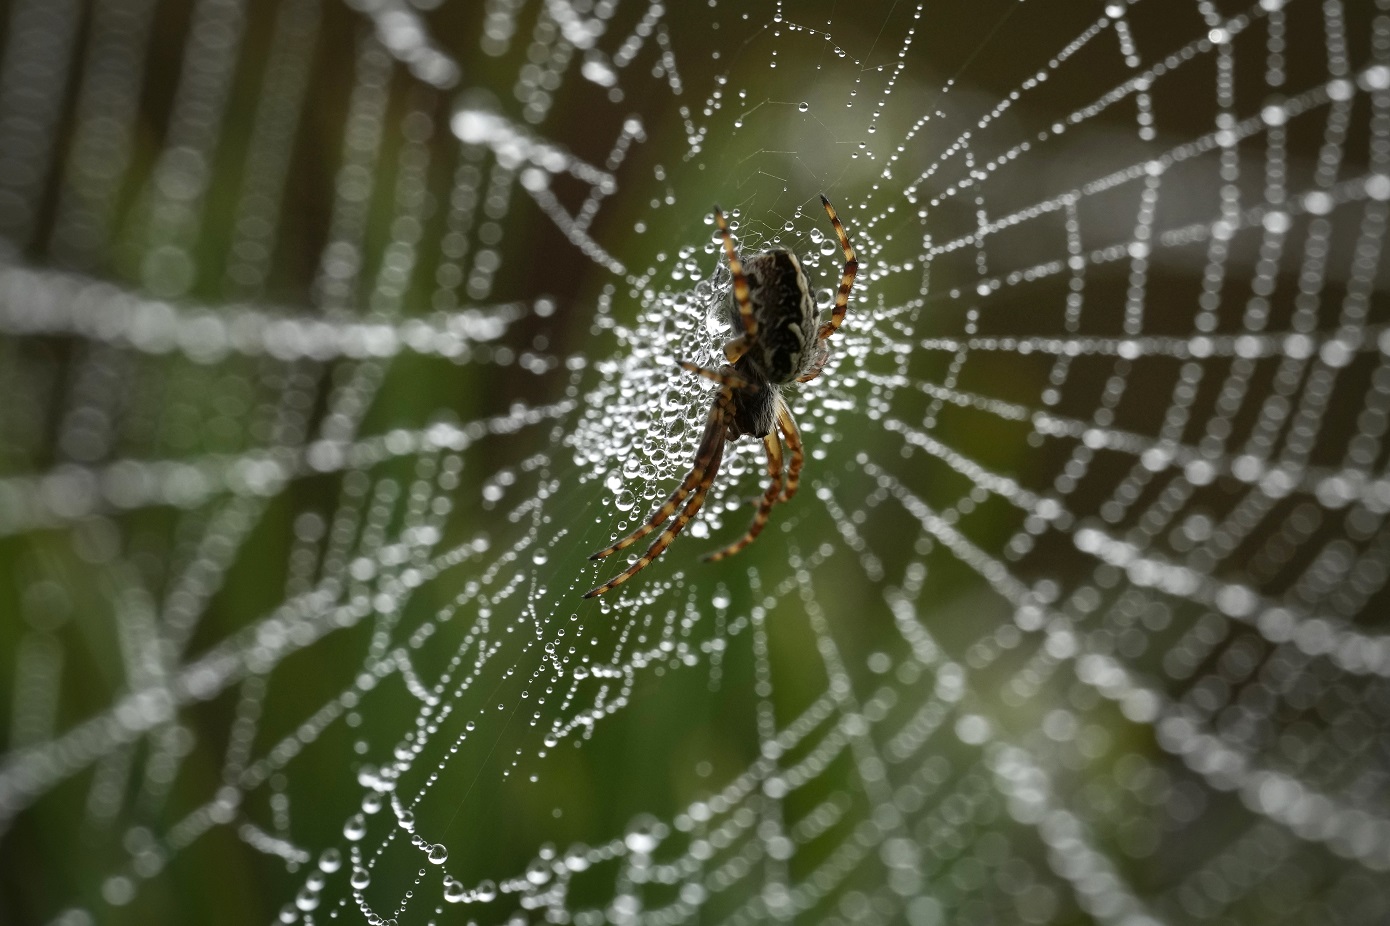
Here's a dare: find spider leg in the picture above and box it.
[714,206,757,340]
[722,334,752,365]
[776,396,805,502]
[704,429,785,562]
[589,391,730,563]
[677,360,758,391]
[795,340,831,384]
[584,439,727,598]
[816,194,858,342]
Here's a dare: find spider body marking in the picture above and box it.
[585,194,858,598]
[723,249,823,440]
[734,250,819,384]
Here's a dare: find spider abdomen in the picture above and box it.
[733,249,818,385]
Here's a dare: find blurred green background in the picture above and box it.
[2,1,1389,924]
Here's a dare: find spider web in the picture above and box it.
[1,0,1389,923]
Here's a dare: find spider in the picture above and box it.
[584,194,858,598]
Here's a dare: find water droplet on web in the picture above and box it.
[526,860,552,884]
[798,101,809,112]
[625,814,662,852]
[475,879,497,902]
[344,813,366,841]
[350,866,371,890]
[443,877,467,903]
[295,887,320,911]
[428,844,448,865]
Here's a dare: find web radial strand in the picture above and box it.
[0,1,1388,925]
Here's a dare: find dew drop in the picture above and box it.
[526,860,552,885]
[344,813,366,841]
[428,844,449,865]
[625,814,661,853]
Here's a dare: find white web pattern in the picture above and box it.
[1,0,1389,924]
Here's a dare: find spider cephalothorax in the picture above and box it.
[585,195,858,598]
